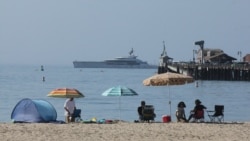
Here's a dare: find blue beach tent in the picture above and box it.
[11,98,57,123]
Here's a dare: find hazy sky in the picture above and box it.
[1,0,249,65]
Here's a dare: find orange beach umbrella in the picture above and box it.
[47,88,84,98]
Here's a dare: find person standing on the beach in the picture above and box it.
[176,101,187,122]
[64,97,76,123]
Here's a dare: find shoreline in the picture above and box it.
[0,122,249,141]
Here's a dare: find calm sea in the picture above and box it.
[1,64,250,122]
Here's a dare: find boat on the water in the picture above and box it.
[73,48,157,69]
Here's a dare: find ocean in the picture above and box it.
[1,64,250,122]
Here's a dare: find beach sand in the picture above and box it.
[0,122,249,141]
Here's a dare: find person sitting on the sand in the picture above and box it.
[137,101,146,121]
[187,99,206,122]
[176,101,188,122]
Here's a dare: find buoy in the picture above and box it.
[41,65,44,71]
[195,81,198,87]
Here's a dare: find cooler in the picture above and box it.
[162,115,171,123]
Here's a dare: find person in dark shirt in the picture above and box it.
[187,99,206,122]
[137,101,146,121]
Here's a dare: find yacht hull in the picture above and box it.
[73,61,157,69]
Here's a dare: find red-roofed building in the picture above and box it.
[243,54,250,63]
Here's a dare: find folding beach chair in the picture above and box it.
[142,105,156,123]
[73,109,82,122]
[192,109,205,122]
[207,105,224,123]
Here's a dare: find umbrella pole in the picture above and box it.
[119,96,121,121]
[168,86,171,118]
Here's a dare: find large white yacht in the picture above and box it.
[73,48,157,69]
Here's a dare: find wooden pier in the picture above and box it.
[158,63,250,81]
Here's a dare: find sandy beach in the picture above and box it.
[0,122,249,141]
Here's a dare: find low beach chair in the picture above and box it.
[190,109,205,123]
[142,105,156,122]
[207,105,224,123]
[73,109,82,122]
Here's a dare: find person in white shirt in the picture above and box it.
[176,101,187,122]
[64,98,76,123]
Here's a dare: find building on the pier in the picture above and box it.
[158,41,173,73]
[243,54,250,63]
[196,48,236,64]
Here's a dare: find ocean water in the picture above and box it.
[1,64,250,122]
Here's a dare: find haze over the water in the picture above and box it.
[1,0,249,65]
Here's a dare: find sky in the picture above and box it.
[1,0,250,66]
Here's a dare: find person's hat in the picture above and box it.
[195,99,201,104]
